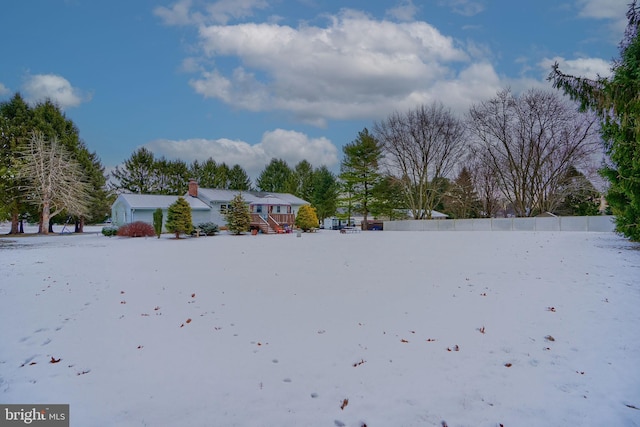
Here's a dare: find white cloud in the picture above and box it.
[577,0,627,20]
[577,0,629,36]
[0,82,9,96]
[22,74,89,109]
[386,0,419,22]
[439,0,485,17]
[144,129,339,180]
[154,0,269,26]
[204,0,269,24]
[540,56,612,79]
[189,11,478,122]
[154,0,198,26]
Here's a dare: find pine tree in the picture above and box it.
[295,204,319,231]
[257,158,292,192]
[165,197,193,238]
[311,166,339,224]
[224,193,251,235]
[549,1,640,240]
[339,128,383,229]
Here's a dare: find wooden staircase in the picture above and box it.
[251,214,293,234]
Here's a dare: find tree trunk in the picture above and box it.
[10,211,20,234]
[41,202,50,235]
[75,217,84,233]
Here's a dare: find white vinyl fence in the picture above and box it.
[383,216,615,232]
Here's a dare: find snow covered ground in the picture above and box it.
[1,226,639,427]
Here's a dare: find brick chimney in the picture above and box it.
[188,179,198,198]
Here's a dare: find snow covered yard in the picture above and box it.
[0,229,639,427]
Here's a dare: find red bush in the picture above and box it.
[117,221,156,238]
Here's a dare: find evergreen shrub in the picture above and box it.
[196,222,219,235]
[295,204,319,231]
[165,197,193,238]
[101,226,118,237]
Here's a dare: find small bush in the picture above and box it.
[117,221,156,238]
[295,204,319,231]
[196,222,219,235]
[101,226,118,237]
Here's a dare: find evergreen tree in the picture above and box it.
[165,197,193,238]
[553,166,601,216]
[228,164,252,190]
[256,158,292,192]
[370,175,407,220]
[189,158,219,188]
[288,160,315,200]
[214,162,231,189]
[311,166,339,224]
[224,193,251,234]
[0,93,33,233]
[443,167,480,219]
[153,208,163,238]
[339,128,383,229]
[112,147,157,194]
[295,204,319,231]
[549,1,640,240]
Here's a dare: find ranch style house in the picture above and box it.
[111,180,309,234]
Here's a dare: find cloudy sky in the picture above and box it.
[0,0,629,180]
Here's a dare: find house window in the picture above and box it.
[256,205,263,213]
[220,204,228,214]
[275,206,281,213]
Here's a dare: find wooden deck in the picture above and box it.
[250,213,295,234]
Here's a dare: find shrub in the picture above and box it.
[166,197,193,238]
[196,222,219,235]
[101,226,118,237]
[117,221,155,238]
[153,208,163,239]
[295,204,319,231]
[225,193,251,235]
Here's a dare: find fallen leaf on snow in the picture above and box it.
[340,398,349,410]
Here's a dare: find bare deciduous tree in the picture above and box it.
[374,102,467,219]
[467,88,600,217]
[18,133,91,234]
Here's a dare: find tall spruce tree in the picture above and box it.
[0,93,33,233]
[224,193,251,234]
[165,197,193,238]
[112,147,157,194]
[311,166,339,224]
[256,158,292,193]
[228,164,252,190]
[549,1,640,240]
[339,128,383,230]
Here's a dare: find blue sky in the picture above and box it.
[0,0,629,180]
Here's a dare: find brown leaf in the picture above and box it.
[50,357,61,364]
[505,363,512,367]
[340,398,349,410]
[186,318,192,324]
[401,339,409,343]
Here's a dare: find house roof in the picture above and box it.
[116,194,210,210]
[249,196,290,206]
[407,209,449,219]
[194,188,309,205]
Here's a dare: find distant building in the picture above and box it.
[111,180,309,234]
